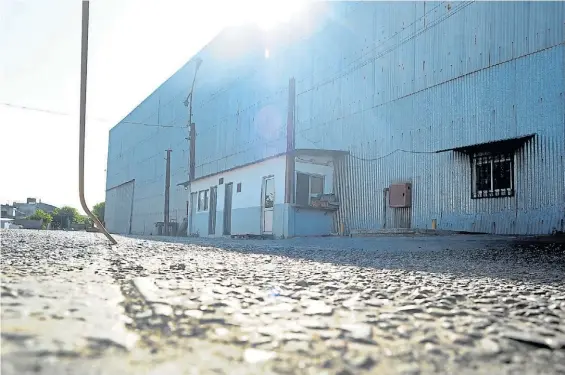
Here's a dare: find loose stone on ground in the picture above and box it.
[1,230,564,374]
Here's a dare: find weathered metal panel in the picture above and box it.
[105,180,135,235]
[295,2,564,235]
[106,1,564,236]
[330,43,564,235]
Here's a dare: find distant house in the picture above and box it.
[1,205,16,218]
[1,204,25,219]
[11,198,57,218]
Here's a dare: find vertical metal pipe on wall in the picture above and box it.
[164,149,172,236]
[285,78,296,205]
[188,124,195,235]
[184,59,202,237]
[382,187,388,229]
[285,78,296,238]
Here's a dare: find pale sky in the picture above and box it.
[0,0,305,211]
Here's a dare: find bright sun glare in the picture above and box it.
[230,0,307,30]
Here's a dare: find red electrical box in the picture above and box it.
[389,183,412,208]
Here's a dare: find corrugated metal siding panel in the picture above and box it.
[335,129,565,235]
[105,180,135,235]
[106,2,565,236]
[332,45,565,235]
[194,83,289,178]
[191,22,323,179]
[297,2,564,235]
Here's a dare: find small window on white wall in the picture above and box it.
[296,172,324,206]
[198,190,209,211]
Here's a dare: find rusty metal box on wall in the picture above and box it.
[389,183,412,208]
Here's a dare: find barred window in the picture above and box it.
[472,152,514,199]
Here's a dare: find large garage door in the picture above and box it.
[105,180,135,235]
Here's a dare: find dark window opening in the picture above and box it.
[493,159,512,190]
[296,173,310,206]
[263,178,274,209]
[219,178,224,185]
[236,183,242,193]
[198,190,209,211]
[296,172,325,206]
[472,152,514,199]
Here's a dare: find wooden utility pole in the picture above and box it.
[164,149,172,236]
[184,58,202,237]
[189,124,195,182]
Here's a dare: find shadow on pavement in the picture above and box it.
[127,234,565,285]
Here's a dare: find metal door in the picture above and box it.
[208,186,217,235]
[262,176,275,234]
[223,183,233,235]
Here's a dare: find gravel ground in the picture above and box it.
[1,229,565,375]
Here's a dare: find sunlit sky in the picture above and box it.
[0,0,306,211]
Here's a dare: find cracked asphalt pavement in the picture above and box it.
[1,229,565,374]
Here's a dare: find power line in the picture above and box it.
[138,2,472,149]
[89,2,350,134]
[291,3,476,142]
[0,102,69,116]
[3,4,459,135]
[194,132,436,170]
[191,2,455,144]
[0,102,186,128]
[347,148,436,162]
[107,138,188,175]
[110,59,276,135]
[110,1,471,154]
[13,3,469,179]
[296,130,436,162]
[179,116,440,170]
[182,2,451,142]
[3,4,465,136]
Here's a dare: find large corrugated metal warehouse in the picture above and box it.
[105,1,565,237]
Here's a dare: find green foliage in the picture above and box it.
[75,215,93,227]
[45,205,96,230]
[51,206,83,229]
[92,202,105,222]
[28,209,52,223]
[83,216,94,228]
[27,209,52,229]
[52,206,80,222]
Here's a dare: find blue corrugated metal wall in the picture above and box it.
[291,1,565,235]
[106,1,565,235]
